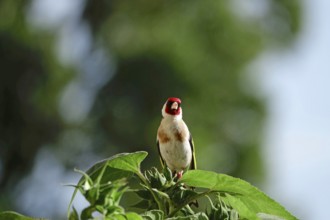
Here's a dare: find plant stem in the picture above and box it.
[135,171,165,212]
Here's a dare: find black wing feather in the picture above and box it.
[189,134,197,170]
[157,140,165,167]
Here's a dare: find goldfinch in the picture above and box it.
[157,97,196,179]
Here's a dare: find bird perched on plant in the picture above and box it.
[157,97,196,179]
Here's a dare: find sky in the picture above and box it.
[16,0,330,219]
[253,0,330,219]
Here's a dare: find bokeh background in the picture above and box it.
[0,0,329,219]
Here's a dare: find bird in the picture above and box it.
[156,97,196,179]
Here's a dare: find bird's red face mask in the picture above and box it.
[165,97,182,115]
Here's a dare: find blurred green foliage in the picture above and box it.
[0,0,301,218]
[87,0,301,182]
[0,0,62,190]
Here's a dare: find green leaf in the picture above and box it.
[135,189,153,200]
[0,211,38,220]
[141,210,164,220]
[145,167,167,189]
[151,188,170,200]
[163,166,173,182]
[168,187,198,209]
[68,151,148,218]
[84,151,148,184]
[81,206,95,220]
[131,199,151,210]
[105,151,148,173]
[167,212,208,220]
[126,212,144,220]
[68,206,79,220]
[222,193,258,220]
[257,213,286,220]
[180,170,297,220]
[109,214,126,220]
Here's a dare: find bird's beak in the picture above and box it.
[171,102,179,110]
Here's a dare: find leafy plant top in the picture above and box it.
[0,151,297,220]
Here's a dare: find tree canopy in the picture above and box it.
[0,0,301,218]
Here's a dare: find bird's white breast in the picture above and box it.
[158,117,192,172]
